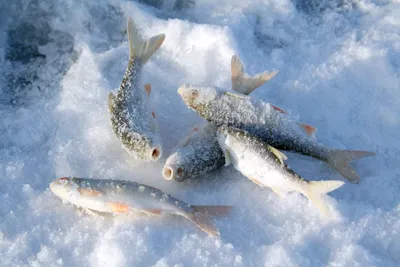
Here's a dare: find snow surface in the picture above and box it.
[0,0,399,266]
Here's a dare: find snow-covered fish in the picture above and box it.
[163,55,278,181]
[177,82,375,183]
[49,177,231,236]
[108,17,165,161]
[217,126,344,217]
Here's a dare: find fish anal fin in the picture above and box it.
[108,202,130,213]
[299,123,317,137]
[108,92,116,113]
[192,206,232,217]
[77,188,103,197]
[267,145,288,163]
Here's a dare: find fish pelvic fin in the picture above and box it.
[327,150,376,183]
[298,123,317,137]
[186,212,220,237]
[231,55,278,95]
[192,205,232,217]
[127,17,165,64]
[303,180,345,217]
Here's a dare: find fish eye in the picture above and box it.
[190,90,198,98]
[177,167,184,177]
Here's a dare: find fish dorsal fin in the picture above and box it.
[267,145,288,164]
[181,127,199,146]
[231,55,278,95]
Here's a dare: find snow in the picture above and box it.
[0,0,399,266]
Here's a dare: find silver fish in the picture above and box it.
[50,177,232,236]
[108,18,165,161]
[177,82,375,183]
[163,55,278,181]
[217,126,344,217]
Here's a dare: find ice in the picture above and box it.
[0,0,399,266]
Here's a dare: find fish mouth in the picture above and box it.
[150,147,162,161]
[162,165,184,181]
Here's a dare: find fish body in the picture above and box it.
[178,83,375,183]
[163,55,278,181]
[50,177,231,236]
[216,126,344,217]
[108,18,165,161]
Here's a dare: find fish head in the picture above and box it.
[177,83,218,110]
[50,177,80,200]
[122,132,162,162]
[162,153,187,182]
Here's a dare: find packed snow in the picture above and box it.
[0,0,399,266]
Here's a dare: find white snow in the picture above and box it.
[0,0,399,266]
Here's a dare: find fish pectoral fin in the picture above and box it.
[269,186,286,198]
[298,123,317,137]
[144,83,151,97]
[267,145,288,164]
[140,209,163,216]
[108,92,116,113]
[107,202,130,213]
[77,188,103,197]
[181,126,200,146]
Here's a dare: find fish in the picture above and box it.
[177,83,375,183]
[163,55,279,181]
[49,177,232,236]
[108,17,165,161]
[216,126,345,217]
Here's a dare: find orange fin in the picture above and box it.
[141,209,162,216]
[299,123,317,136]
[108,202,130,213]
[152,111,156,118]
[186,212,220,237]
[271,104,288,114]
[144,83,151,96]
[77,188,103,197]
[192,206,232,217]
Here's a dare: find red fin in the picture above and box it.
[108,202,130,213]
[271,104,288,114]
[77,188,103,197]
[141,209,162,215]
[144,84,151,96]
[192,206,232,216]
[299,123,317,136]
[152,111,156,118]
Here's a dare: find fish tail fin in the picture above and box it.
[231,55,278,95]
[192,205,232,217]
[327,150,376,183]
[303,180,345,217]
[186,212,220,237]
[127,17,165,64]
